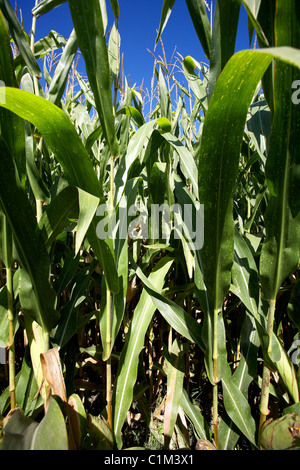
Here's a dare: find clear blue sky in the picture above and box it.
[11,1,250,99]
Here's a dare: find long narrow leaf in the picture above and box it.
[0,0,41,77]
[0,139,58,332]
[164,339,187,448]
[208,0,241,98]
[47,28,78,106]
[180,389,208,440]
[129,253,204,350]
[113,257,174,449]
[0,11,26,188]
[260,2,300,302]
[0,87,119,293]
[68,0,119,157]
[221,363,257,447]
[155,0,176,47]
[32,0,67,17]
[185,0,211,60]
[198,46,300,318]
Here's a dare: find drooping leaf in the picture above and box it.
[109,0,119,20]
[221,363,257,447]
[185,0,211,60]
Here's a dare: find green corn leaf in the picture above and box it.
[161,132,198,195]
[0,87,119,293]
[242,0,268,47]
[47,28,78,106]
[208,0,241,99]
[38,186,79,251]
[68,0,119,158]
[0,139,58,333]
[13,30,67,71]
[31,396,68,450]
[114,120,157,204]
[0,11,26,188]
[20,69,50,201]
[109,0,119,20]
[32,0,67,17]
[53,264,96,349]
[219,313,259,449]
[230,228,260,319]
[0,88,101,197]
[129,253,204,350]
[198,45,300,386]
[100,177,140,360]
[39,185,100,257]
[0,408,39,450]
[113,257,174,449]
[221,363,257,446]
[34,30,67,55]
[14,348,40,415]
[76,188,100,256]
[182,55,208,111]
[260,328,300,404]
[23,119,50,203]
[155,0,176,47]
[116,105,144,128]
[185,0,211,60]
[180,389,208,440]
[198,46,300,319]
[158,67,171,119]
[256,0,276,114]
[260,1,300,302]
[231,230,299,404]
[164,339,187,449]
[0,284,9,348]
[0,0,41,78]
[53,252,80,299]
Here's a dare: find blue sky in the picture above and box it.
[11,1,251,101]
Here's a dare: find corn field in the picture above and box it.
[0,0,300,451]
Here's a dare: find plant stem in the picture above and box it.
[258,299,276,447]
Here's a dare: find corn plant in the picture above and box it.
[0,0,299,451]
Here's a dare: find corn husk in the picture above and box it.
[261,413,300,450]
